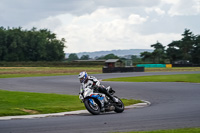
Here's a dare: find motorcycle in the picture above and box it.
[79,86,124,115]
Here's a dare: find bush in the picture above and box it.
[0,61,104,67]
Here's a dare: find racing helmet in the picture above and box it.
[78,71,88,83]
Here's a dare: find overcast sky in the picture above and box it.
[1,0,200,53]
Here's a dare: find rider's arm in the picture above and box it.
[79,84,84,94]
[93,78,100,87]
[79,85,84,101]
[86,76,102,89]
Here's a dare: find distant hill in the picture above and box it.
[65,49,153,59]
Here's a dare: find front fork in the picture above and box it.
[88,98,104,109]
[88,98,96,105]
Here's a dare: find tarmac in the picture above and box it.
[0,100,150,120]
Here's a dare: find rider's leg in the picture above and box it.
[98,87,118,103]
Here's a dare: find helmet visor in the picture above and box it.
[80,77,84,83]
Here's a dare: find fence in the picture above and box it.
[136,64,172,68]
[102,67,144,73]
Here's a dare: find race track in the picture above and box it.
[0,71,200,133]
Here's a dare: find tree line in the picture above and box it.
[0,27,65,61]
[140,29,200,64]
[69,29,200,65]
[1,27,199,64]
[67,53,120,61]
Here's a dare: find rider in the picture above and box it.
[78,71,118,104]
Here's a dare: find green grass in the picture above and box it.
[1,67,200,78]
[103,74,200,83]
[145,67,200,72]
[0,67,102,78]
[0,90,142,116]
[115,128,200,133]
[0,73,74,78]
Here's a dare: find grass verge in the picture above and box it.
[0,90,142,116]
[115,128,200,133]
[0,67,102,78]
[145,67,200,72]
[103,74,200,83]
[0,73,74,78]
[1,67,200,78]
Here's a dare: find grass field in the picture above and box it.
[115,128,200,133]
[145,67,200,72]
[103,74,200,83]
[0,67,102,78]
[0,67,200,78]
[0,90,142,116]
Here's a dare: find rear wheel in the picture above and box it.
[84,98,100,115]
[114,96,124,113]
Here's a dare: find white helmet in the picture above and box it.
[78,71,88,83]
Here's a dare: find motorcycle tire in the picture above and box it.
[114,96,124,113]
[84,98,100,115]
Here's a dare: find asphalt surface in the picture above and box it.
[0,71,200,133]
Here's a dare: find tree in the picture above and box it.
[191,35,200,64]
[0,27,66,61]
[166,29,195,64]
[97,53,119,60]
[140,51,152,62]
[68,53,79,61]
[131,55,141,63]
[180,29,195,61]
[140,29,199,64]
[151,41,166,63]
[80,55,89,60]
[140,42,166,63]
[0,27,7,60]
[166,41,182,63]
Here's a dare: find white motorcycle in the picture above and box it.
[79,86,124,115]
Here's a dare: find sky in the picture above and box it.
[1,0,200,53]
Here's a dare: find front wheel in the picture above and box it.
[84,98,100,115]
[114,96,124,113]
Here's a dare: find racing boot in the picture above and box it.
[99,86,119,103]
[106,86,115,94]
[110,96,119,103]
[104,91,119,103]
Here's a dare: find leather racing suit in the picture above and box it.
[79,76,116,103]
